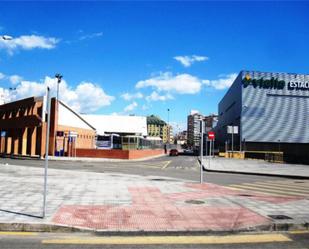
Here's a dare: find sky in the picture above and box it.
[0,1,308,132]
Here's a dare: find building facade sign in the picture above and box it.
[242,73,309,91]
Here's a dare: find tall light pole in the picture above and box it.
[55,74,62,105]
[167,108,170,145]
[0,35,13,104]
[55,74,62,156]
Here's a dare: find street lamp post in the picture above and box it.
[167,108,170,145]
[0,35,13,104]
[54,74,62,156]
[55,74,62,106]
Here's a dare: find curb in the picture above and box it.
[48,154,167,163]
[203,168,309,179]
[0,222,308,234]
[1,154,168,163]
[197,158,309,179]
[0,223,89,233]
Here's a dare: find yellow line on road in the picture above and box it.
[42,234,291,245]
[0,232,38,236]
[289,230,309,234]
[161,160,171,169]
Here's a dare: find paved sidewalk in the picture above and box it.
[0,163,308,232]
[203,157,309,178]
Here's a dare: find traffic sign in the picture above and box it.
[227,126,238,134]
[208,131,215,140]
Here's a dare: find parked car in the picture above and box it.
[169,149,179,156]
[183,149,194,155]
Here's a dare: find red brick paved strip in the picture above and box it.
[52,186,270,231]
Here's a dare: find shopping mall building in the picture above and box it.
[215,70,309,163]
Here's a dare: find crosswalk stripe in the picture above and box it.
[268,180,309,187]
[240,183,309,194]
[229,185,307,197]
[256,181,309,191]
[227,186,291,197]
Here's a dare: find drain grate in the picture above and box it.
[237,194,253,197]
[185,200,205,205]
[294,181,305,183]
[268,215,293,220]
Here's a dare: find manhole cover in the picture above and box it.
[268,215,293,220]
[185,200,205,205]
[151,178,166,181]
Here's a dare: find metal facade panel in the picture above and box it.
[241,71,309,143]
[216,73,242,142]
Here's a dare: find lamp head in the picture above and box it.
[2,35,13,40]
[55,73,63,83]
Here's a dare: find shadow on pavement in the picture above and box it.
[0,209,43,219]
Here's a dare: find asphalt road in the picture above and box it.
[0,232,308,249]
[0,155,293,186]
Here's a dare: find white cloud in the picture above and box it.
[174,55,208,67]
[121,92,143,101]
[170,121,187,134]
[141,104,150,111]
[204,73,237,90]
[0,88,10,105]
[136,72,202,94]
[124,101,138,112]
[0,76,114,113]
[74,82,115,113]
[79,32,103,41]
[146,91,174,102]
[0,72,5,80]
[0,35,59,54]
[9,75,23,85]
[0,72,23,85]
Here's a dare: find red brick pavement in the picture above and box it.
[52,184,273,231]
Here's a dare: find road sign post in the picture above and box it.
[227,126,238,157]
[207,132,215,169]
[200,120,204,184]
